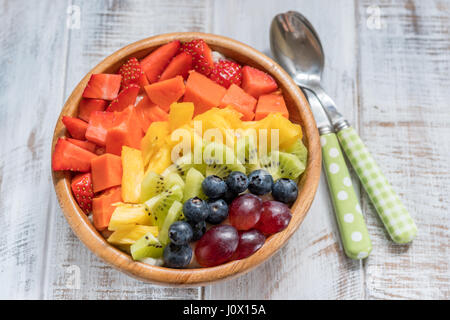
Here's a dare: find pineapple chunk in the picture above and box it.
[107,225,159,245]
[145,146,172,175]
[141,121,170,167]
[254,113,303,150]
[168,102,194,132]
[121,146,144,203]
[108,203,154,231]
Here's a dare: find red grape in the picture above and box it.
[256,201,292,234]
[229,194,263,230]
[195,225,239,267]
[232,229,266,260]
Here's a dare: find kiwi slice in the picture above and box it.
[158,201,183,245]
[286,139,308,167]
[259,151,305,180]
[140,171,166,203]
[236,135,260,173]
[140,171,184,203]
[130,232,164,260]
[183,167,207,202]
[144,185,183,228]
[163,153,205,179]
[204,142,246,178]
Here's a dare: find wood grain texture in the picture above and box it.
[0,0,69,299]
[206,0,365,299]
[357,0,450,300]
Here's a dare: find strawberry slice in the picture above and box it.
[62,116,88,140]
[71,172,94,214]
[78,98,107,122]
[82,74,122,100]
[209,60,242,88]
[118,57,148,89]
[67,138,96,153]
[159,52,193,81]
[141,40,181,83]
[105,84,140,112]
[241,66,278,98]
[52,138,97,172]
[180,39,214,76]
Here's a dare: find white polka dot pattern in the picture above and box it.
[321,132,372,260]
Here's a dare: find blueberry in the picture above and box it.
[206,199,229,224]
[183,197,209,222]
[163,243,192,268]
[169,221,193,245]
[226,171,249,194]
[223,188,238,204]
[202,175,227,199]
[272,178,298,205]
[248,169,273,195]
[188,220,207,241]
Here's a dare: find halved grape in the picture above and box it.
[195,225,239,267]
[256,201,292,234]
[229,194,262,230]
[232,229,266,260]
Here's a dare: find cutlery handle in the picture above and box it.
[336,126,417,243]
[321,132,372,259]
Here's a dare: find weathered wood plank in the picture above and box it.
[357,0,450,299]
[206,0,365,299]
[0,0,70,299]
[42,0,211,300]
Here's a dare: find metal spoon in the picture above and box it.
[270,11,417,244]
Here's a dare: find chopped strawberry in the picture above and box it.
[180,39,214,76]
[160,52,193,81]
[52,138,97,172]
[82,74,122,100]
[241,66,278,98]
[118,57,148,89]
[71,173,94,214]
[67,138,96,153]
[78,98,107,122]
[62,116,88,140]
[209,60,242,88]
[105,84,140,112]
[141,40,181,83]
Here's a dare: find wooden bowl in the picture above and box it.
[52,32,321,286]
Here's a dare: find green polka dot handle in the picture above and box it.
[337,126,417,244]
[321,133,372,259]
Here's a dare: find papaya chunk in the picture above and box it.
[91,153,123,193]
[92,187,122,231]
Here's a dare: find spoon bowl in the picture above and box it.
[270,11,325,89]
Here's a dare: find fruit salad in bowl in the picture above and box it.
[52,33,320,284]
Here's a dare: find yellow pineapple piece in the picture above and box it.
[254,113,303,150]
[108,203,154,231]
[121,146,144,203]
[145,145,172,175]
[107,225,159,245]
[214,106,243,129]
[168,102,195,132]
[141,121,170,167]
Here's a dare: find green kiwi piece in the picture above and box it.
[204,142,246,178]
[140,171,166,203]
[183,167,207,202]
[162,153,206,179]
[259,151,305,180]
[144,185,183,228]
[236,135,260,173]
[130,232,164,260]
[286,139,308,167]
[158,201,183,245]
[164,172,185,190]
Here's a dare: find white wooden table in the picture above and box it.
[0,0,448,300]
